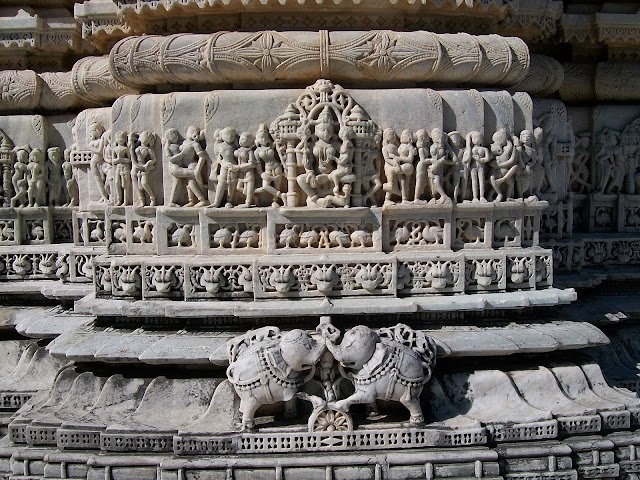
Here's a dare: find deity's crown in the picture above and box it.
[317,106,334,125]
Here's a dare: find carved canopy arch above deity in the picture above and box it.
[271,79,381,208]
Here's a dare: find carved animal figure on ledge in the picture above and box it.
[226,326,330,431]
[322,323,437,425]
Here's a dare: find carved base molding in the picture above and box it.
[1,433,636,480]
[549,235,640,272]
[0,245,102,283]
[91,247,555,303]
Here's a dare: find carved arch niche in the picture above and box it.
[271,79,381,208]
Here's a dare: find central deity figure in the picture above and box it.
[296,106,354,207]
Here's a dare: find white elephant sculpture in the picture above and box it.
[323,323,437,424]
[226,325,330,431]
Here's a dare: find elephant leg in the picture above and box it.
[335,389,376,412]
[239,396,260,431]
[400,389,424,424]
[283,397,297,420]
[366,400,381,419]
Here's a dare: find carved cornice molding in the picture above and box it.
[596,13,640,45]
[110,31,530,88]
[561,12,640,59]
[561,14,598,44]
[0,7,82,71]
[74,0,562,51]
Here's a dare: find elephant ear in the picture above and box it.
[377,323,437,375]
[228,326,282,363]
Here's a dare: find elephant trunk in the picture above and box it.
[324,338,345,364]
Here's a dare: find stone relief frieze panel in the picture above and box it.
[70,82,563,213]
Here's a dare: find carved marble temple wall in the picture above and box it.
[0,1,639,480]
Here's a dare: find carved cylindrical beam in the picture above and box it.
[559,62,640,103]
[513,54,564,97]
[0,58,137,113]
[71,56,137,105]
[110,31,530,88]
[0,71,41,112]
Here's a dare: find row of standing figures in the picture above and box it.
[85,121,557,209]
[0,145,77,208]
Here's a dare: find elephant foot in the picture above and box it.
[239,419,256,432]
[367,412,387,421]
[404,415,424,427]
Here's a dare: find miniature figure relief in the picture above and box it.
[0,129,77,208]
[593,119,640,196]
[226,318,437,432]
[78,81,567,211]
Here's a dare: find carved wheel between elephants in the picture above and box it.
[309,406,353,432]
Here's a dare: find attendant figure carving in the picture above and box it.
[102,130,114,203]
[131,131,157,207]
[427,128,451,204]
[111,131,132,206]
[448,131,468,203]
[536,114,558,194]
[361,132,382,206]
[211,127,239,208]
[47,147,65,206]
[466,131,491,202]
[88,122,109,203]
[570,133,590,193]
[514,130,539,199]
[413,129,431,203]
[596,129,625,194]
[63,158,78,206]
[235,131,261,208]
[165,127,208,207]
[329,126,356,198]
[254,124,284,207]
[11,147,29,207]
[383,129,414,205]
[27,148,46,207]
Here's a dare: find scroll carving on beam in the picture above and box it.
[110,31,529,88]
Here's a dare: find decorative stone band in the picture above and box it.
[109,30,530,89]
[91,248,556,303]
[0,58,136,113]
[0,39,562,113]
[0,244,100,284]
[560,63,640,103]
